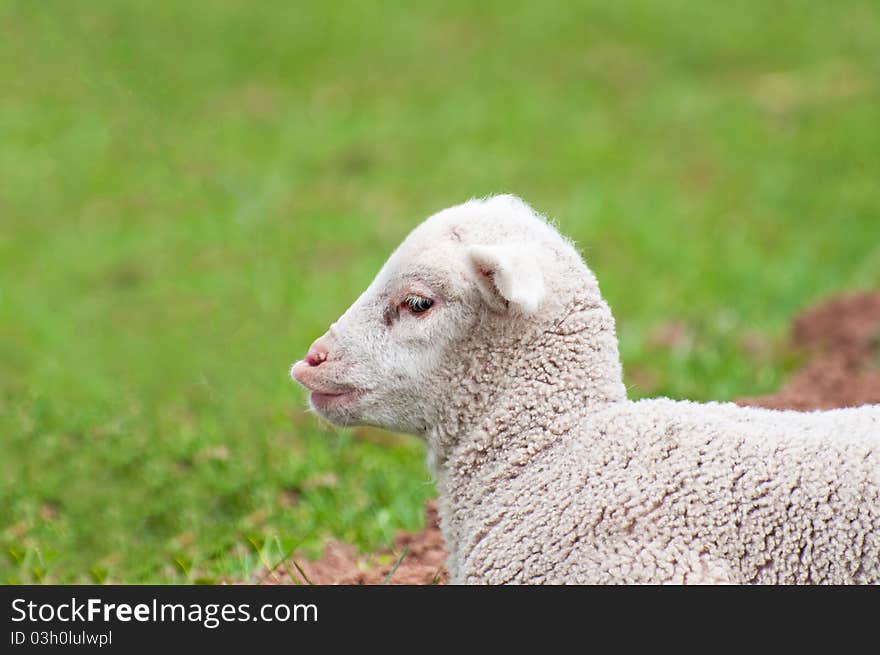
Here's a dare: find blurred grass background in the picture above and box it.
[1,0,878,582]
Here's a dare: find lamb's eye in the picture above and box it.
[404,295,434,314]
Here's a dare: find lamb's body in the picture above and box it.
[292,194,880,584]
[445,398,880,584]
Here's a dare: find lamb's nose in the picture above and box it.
[305,341,330,367]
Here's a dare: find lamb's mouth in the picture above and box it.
[290,360,366,409]
[309,388,365,409]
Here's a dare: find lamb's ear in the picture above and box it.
[467,244,545,315]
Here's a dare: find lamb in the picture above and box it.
[290,194,880,584]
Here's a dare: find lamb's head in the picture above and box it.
[290,195,605,434]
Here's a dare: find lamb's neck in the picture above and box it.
[426,296,627,484]
[424,296,626,581]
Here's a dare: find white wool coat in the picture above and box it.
[433,292,879,584]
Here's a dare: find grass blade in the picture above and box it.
[291,559,314,586]
[381,546,409,585]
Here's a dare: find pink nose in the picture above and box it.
[304,341,330,367]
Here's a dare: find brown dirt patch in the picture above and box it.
[739,291,880,410]
[259,501,447,585]
[263,290,880,585]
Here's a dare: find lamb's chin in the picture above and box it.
[308,390,365,424]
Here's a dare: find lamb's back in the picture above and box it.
[460,399,879,583]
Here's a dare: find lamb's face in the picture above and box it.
[290,195,581,433]
[291,245,476,431]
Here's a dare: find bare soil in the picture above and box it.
[261,290,880,585]
[259,500,447,585]
[739,291,880,410]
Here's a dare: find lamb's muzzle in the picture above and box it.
[291,335,367,413]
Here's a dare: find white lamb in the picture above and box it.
[291,195,880,584]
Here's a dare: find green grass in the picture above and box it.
[1,0,879,582]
